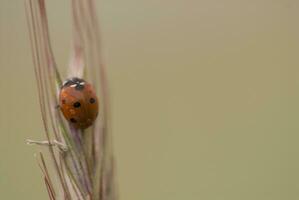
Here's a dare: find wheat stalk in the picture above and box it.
[25,0,117,199]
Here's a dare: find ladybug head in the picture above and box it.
[62,77,86,90]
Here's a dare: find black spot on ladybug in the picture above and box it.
[73,102,81,108]
[90,98,96,104]
[70,118,77,123]
[62,99,66,104]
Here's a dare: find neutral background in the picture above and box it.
[0,0,299,199]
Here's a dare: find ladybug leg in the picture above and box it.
[55,105,60,109]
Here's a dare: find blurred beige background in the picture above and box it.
[1,0,299,199]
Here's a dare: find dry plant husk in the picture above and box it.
[25,0,117,199]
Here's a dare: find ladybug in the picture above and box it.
[59,77,99,129]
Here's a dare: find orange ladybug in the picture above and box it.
[59,77,99,129]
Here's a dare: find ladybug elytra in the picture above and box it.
[59,77,99,129]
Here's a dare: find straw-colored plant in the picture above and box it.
[25,0,117,199]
